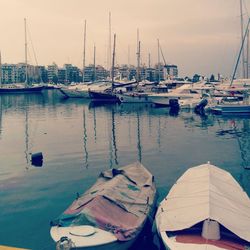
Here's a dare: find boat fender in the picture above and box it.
[31,152,43,167]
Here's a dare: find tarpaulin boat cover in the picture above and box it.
[156,163,250,242]
[51,162,156,241]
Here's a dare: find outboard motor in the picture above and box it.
[194,98,208,115]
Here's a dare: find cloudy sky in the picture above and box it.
[0,0,249,77]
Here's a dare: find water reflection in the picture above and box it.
[83,108,89,168]
[136,111,142,162]
[111,108,118,166]
[215,116,250,169]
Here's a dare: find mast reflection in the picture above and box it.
[136,111,142,162]
[109,107,118,168]
[83,108,89,168]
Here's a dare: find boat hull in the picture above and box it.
[59,87,90,98]
[0,85,44,94]
[89,91,120,103]
[210,104,250,114]
[158,231,250,250]
[117,93,152,103]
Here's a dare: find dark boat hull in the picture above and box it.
[89,91,120,103]
[0,85,44,94]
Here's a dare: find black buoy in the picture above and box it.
[31,152,43,167]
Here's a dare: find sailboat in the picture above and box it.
[210,18,250,114]
[0,18,44,94]
[89,33,120,103]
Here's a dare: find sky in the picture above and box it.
[0,0,249,77]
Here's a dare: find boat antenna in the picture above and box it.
[230,18,250,86]
[24,18,28,85]
[111,33,116,91]
[82,20,86,83]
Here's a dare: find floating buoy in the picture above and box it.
[31,152,43,167]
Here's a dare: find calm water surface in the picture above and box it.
[0,90,249,250]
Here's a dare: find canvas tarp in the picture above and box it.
[52,162,156,241]
[156,163,250,242]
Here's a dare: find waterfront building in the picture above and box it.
[48,63,58,83]
[83,64,108,82]
[95,65,108,81]
[58,68,66,84]
[1,64,18,83]
[64,64,81,83]
[163,64,178,79]
[37,65,48,83]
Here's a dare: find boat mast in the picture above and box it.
[240,0,245,78]
[157,39,160,83]
[0,51,2,86]
[82,20,86,83]
[247,29,249,78]
[111,33,116,91]
[93,44,96,82]
[136,29,141,84]
[24,18,28,85]
[127,45,130,80]
[108,12,112,79]
[231,18,250,86]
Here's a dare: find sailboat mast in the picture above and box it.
[111,34,116,91]
[24,18,28,85]
[108,12,112,78]
[137,41,141,83]
[127,45,130,80]
[136,29,140,83]
[247,29,249,78]
[157,39,160,83]
[240,0,245,78]
[231,18,250,86]
[93,44,96,82]
[82,20,86,83]
[0,51,2,86]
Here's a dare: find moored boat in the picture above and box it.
[155,162,250,249]
[0,20,44,95]
[209,91,250,114]
[50,162,157,250]
[0,84,44,94]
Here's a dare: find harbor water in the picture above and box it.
[0,90,249,250]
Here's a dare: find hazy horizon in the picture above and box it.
[0,0,249,78]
